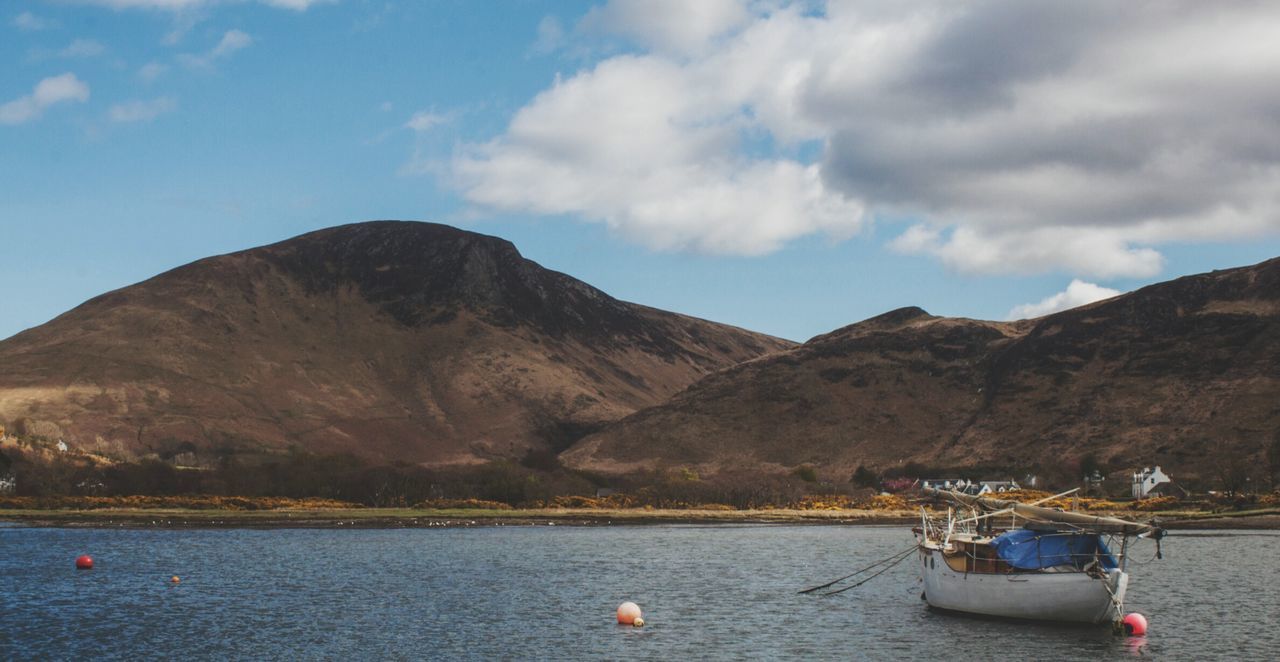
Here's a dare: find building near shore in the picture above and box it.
[1132,466,1170,498]
[919,478,1021,496]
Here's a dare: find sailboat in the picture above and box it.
[915,487,1165,625]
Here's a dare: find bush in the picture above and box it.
[851,465,878,488]
[1129,496,1180,511]
[412,498,513,510]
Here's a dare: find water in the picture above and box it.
[1,524,1276,660]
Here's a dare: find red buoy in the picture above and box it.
[616,602,642,625]
[1122,612,1148,636]
[75,555,94,570]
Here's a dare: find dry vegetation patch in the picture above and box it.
[0,495,360,510]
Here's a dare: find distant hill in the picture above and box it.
[563,258,1280,484]
[0,221,791,465]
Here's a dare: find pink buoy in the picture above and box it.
[1122,612,1148,636]
[616,601,642,625]
[75,555,94,570]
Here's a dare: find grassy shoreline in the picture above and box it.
[0,506,918,528]
[2,506,1277,529]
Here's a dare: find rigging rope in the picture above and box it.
[798,545,917,595]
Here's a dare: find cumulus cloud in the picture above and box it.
[579,0,750,56]
[59,39,107,58]
[14,11,55,31]
[405,110,447,132]
[452,10,864,255]
[179,29,251,68]
[109,96,177,122]
[0,73,90,125]
[72,0,330,9]
[449,1,1280,272]
[531,16,565,56]
[138,61,169,82]
[68,0,328,41]
[1008,280,1123,320]
[211,29,251,55]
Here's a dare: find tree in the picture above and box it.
[1268,433,1280,492]
[1079,453,1100,480]
[851,465,879,488]
[1211,439,1252,498]
[793,465,818,483]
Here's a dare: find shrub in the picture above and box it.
[412,498,513,510]
[1128,496,1180,511]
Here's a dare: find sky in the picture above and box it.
[3,0,1280,343]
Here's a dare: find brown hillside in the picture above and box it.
[563,258,1280,483]
[0,221,791,464]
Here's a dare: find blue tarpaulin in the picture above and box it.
[989,529,1118,570]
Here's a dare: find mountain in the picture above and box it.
[0,221,791,465]
[563,258,1280,483]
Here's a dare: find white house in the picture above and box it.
[1132,466,1171,498]
[975,480,1020,495]
[921,478,1020,496]
[920,478,968,491]
[55,439,69,453]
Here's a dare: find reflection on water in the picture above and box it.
[0,525,1276,659]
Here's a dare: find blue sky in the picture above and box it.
[4,1,1280,343]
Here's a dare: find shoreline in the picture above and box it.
[0,507,919,529]
[2,506,1278,529]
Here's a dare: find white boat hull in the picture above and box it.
[918,546,1126,624]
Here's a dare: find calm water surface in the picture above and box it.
[1,524,1276,660]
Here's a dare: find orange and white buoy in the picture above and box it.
[616,602,642,625]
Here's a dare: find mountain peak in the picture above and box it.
[0,220,792,465]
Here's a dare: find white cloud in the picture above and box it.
[1008,280,1124,320]
[138,61,169,82]
[179,29,252,68]
[447,1,1280,273]
[14,11,55,31]
[579,0,750,56]
[405,110,447,132]
[72,0,330,10]
[531,15,564,55]
[68,0,329,42]
[0,73,90,125]
[212,28,251,55]
[58,39,107,58]
[108,96,177,122]
[451,20,865,255]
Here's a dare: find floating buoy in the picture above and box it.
[616,601,642,625]
[75,555,93,570]
[170,576,181,584]
[1122,612,1148,636]
[632,617,645,628]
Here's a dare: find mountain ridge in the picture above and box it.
[0,220,792,465]
[564,256,1280,484]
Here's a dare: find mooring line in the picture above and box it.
[798,545,917,595]
[819,549,916,596]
